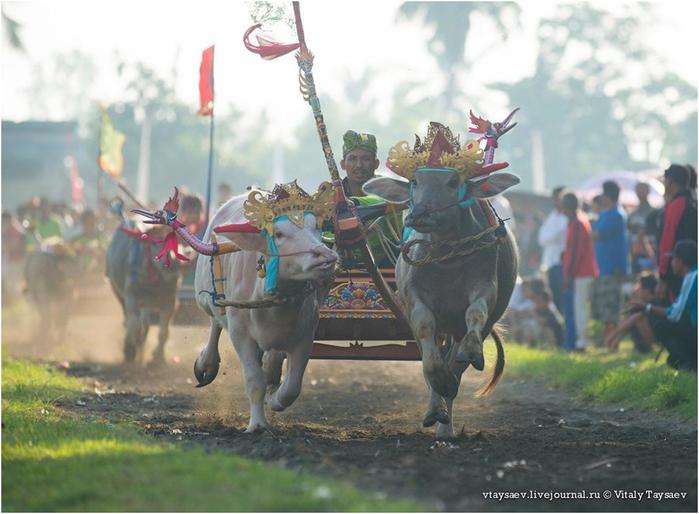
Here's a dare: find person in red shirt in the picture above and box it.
[560,191,599,351]
[658,164,697,300]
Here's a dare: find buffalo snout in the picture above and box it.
[310,245,338,270]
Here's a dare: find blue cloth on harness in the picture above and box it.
[262,212,314,295]
[263,231,280,295]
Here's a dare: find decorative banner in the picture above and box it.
[198,45,215,116]
[68,156,83,204]
[243,23,300,60]
[243,2,300,60]
[98,108,126,178]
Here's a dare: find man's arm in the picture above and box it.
[629,272,695,320]
[562,220,579,288]
[593,210,622,241]
[538,212,566,247]
[666,271,696,322]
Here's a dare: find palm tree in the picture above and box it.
[398,2,520,110]
[2,8,24,51]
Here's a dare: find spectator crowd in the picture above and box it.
[1,187,209,306]
[507,163,697,372]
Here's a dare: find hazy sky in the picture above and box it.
[2,0,697,144]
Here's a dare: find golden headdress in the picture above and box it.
[386,122,485,182]
[244,180,335,234]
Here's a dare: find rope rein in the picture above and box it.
[199,279,316,309]
[401,201,509,267]
[401,222,505,266]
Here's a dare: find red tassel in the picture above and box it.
[140,231,190,268]
[470,162,510,179]
[243,24,300,60]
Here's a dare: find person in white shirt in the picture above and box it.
[537,186,568,312]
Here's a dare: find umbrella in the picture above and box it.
[577,170,665,209]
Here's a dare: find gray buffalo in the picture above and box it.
[24,242,76,344]
[106,222,182,364]
[364,167,519,439]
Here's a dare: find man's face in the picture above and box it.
[552,192,562,211]
[671,255,683,275]
[600,195,614,210]
[639,287,654,302]
[340,149,378,185]
[180,207,202,226]
[635,183,649,203]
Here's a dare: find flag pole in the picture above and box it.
[96,117,104,216]
[203,103,214,230]
[203,45,215,232]
[116,180,147,210]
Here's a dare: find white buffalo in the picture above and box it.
[192,190,338,433]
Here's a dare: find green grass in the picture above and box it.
[2,359,420,512]
[493,342,697,420]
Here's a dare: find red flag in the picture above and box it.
[243,24,300,60]
[68,156,84,204]
[198,46,214,116]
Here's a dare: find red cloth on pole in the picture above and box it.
[198,46,214,116]
[68,156,83,204]
[243,24,300,60]
[214,221,260,234]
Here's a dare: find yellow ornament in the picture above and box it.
[244,180,335,233]
[386,122,485,182]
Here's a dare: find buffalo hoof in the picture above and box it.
[244,422,268,434]
[148,350,166,369]
[267,395,286,412]
[193,351,220,388]
[147,358,166,370]
[456,350,484,371]
[428,371,459,400]
[455,335,485,370]
[423,408,450,427]
[124,347,137,364]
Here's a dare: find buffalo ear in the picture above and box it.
[362,177,410,204]
[468,173,520,199]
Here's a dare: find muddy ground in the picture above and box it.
[3,284,697,512]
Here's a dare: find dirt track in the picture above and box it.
[4,286,697,512]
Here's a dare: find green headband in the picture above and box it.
[342,130,377,158]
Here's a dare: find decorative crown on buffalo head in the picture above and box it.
[386,122,488,182]
[244,180,335,234]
